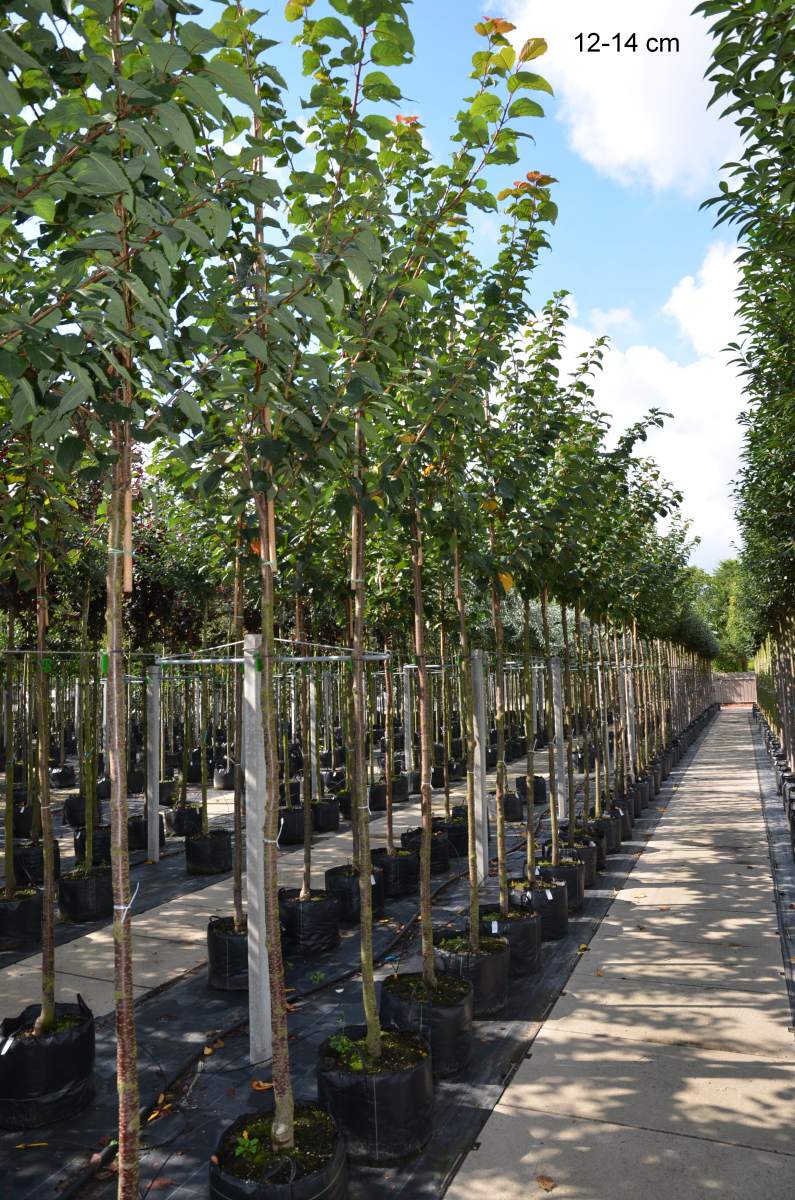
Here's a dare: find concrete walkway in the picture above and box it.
[447,710,795,1200]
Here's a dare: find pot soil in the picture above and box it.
[58,867,113,922]
[127,813,165,853]
[279,889,340,956]
[537,860,585,912]
[13,839,61,886]
[312,799,340,833]
[317,1025,432,1164]
[324,865,384,924]
[478,906,541,977]
[0,998,95,1130]
[166,804,202,838]
[73,824,112,866]
[185,829,233,876]
[209,1103,347,1200]
[0,889,42,948]
[433,933,510,1017]
[207,915,248,991]
[380,972,473,1078]
[400,828,450,875]
[278,806,305,846]
[371,847,419,897]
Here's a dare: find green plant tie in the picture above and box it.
[101,653,109,676]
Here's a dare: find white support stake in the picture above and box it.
[550,656,567,822]
[471,649,490,882]
[403,665,415,779]
[309,674,320,800]
[244,634,272,1065]
[146,665,161,862]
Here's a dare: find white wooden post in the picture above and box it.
[626,666,638,784]
[471,650,490,882]
[146,664,161,862]
[551,656,567,821]
[403,664,415,779]
[309,673,320,799]
[244,634,272,1065]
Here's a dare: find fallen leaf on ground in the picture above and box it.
[658,906,671,911]
[148,1180,177,1189]
[578,944,590,952]
[251,1080,274,1091]
[595,968,604,977]
[212,1039,224,1050]
[15,1142,48,1150]
[203,1046,214,1056]
[537,1175,557,1192]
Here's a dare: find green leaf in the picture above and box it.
[285,0,315,22]
[176,390,205,426]
[508,97,544,119]
[32,194,56,223]
[155,102,196,153]
[470,91,502,119]
[0,348,26,379]
[55,435,86,476]
[508,71,554,96]
[205,59,259,110]
[178,21,223,54]
[10,378,36,428]
[71,153,129,195]
[0,73,21,116]
[341,247,373,291]
[149,43,191,74]
[243,330,271,360]
[518,37,547,62]
[362,70,402,102]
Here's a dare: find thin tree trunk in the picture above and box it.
[231,532,245,931]
[541,587,559,866]
[4,607,16,899]
[490,579,508,916]
[297,598,313,900]
[34,558,55,1034]
[523,595,535,876]
[384,647,395,853]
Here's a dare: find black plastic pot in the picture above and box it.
[516,774,547,806]
[166,804,202,838]
[95,775,111,801]
[613,802,632,840]
[185,829,233,875]
[391,774,409,802]
[400,828,450,874]
[312,798,340,833]
[127,813,165,852]
[380,973,474,1079]
[501,791,523,822]
[279,889,340,956]
[438,818,468,857]
[207,915,248,991]
[433,933,510,1016]
[74,824,112,866]
[317,1025,433,1164]
[478,905,541,977]
[0,889,42,948]
[12,803,33,839]
[630,786,643,819]
[371,847,420,897]
[278,806,305,846]
[0,998,94,1130]
[158,779,176,807]
[126,768,144,795]
[209,1105,348,1200]
[368,782,387,811]
[13,839,61,886]
[324,865,384,924]
[49,764,76,788]
[212,766,235,790]
[548,837,598,888]
[63,792,88,828]
[511,879,568,940]
[538,860,585,912]
[58,868,113,922]
[596,811,622,853]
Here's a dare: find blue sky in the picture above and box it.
[201,0,745,568]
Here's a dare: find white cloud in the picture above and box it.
[558,249,746,569]
[663,241,740,356]
[502,0,741,196]
[589,306,635,333]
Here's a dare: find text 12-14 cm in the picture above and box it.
[575,33,680,54]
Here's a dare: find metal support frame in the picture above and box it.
[145,664,161,862]
[471,649,490,882]
[244,634,272,1065]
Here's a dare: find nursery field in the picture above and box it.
[1,1,795,1199]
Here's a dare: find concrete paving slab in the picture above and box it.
[507,1027,795,1155]
[445,1107,795,1200]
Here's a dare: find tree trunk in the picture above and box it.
[523,595,536,876]
[231,534,245,931]
[4,607,16,899]
[297,598,313,900]
[490,579,508,916]
[34,558,55,1034]
[541,586,559,866]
